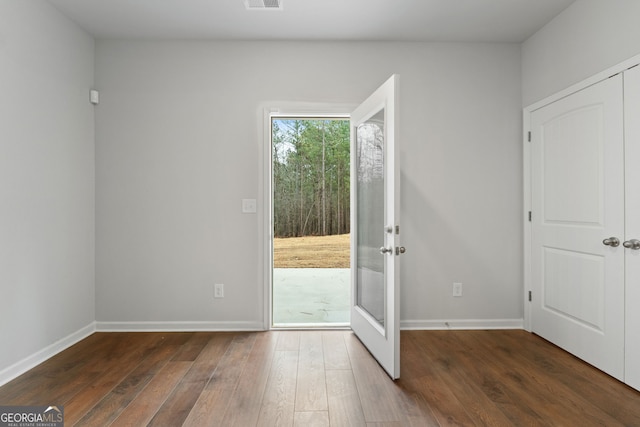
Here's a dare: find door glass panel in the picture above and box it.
[356,109,385,326]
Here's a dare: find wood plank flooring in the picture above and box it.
[1,330,639,426]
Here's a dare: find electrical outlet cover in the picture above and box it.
[453,282,463,297]
[214,283,224,298]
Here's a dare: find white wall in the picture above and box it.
[522,0,640,106]
[0,1,95,377]
[5,0,636,386]
[95,41,523,328]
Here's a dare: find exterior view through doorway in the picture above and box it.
[271,117,351,327]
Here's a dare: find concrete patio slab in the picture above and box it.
[273,268,350,326]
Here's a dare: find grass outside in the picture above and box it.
[274,234,350,268]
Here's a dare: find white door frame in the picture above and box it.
[522,53,640,332]
[260,102,356,330]
[623,64,640,390]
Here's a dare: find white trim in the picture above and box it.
[261,106,275,331]
[523,111,532,332]
[401,319,524,331]
[95,321,265,332]
[0,322,96,387]
[261,101,357,118]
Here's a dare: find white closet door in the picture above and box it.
[530,75,625,380]
[624,66,640,390]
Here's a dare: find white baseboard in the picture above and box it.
[401,318,524,330]
[0,322,96,387]
[99,319,523,332]
[96,320,266,332]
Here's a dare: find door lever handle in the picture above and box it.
[603,237,620,247]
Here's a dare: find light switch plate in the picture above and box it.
[242,199,257,213]
[90,89,99,105]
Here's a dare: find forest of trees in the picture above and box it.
[272,119,350,237]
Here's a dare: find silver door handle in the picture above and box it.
[603,237,620,247]
[380,246,393,254]
[396,246,406,255]
[623,239,640,250]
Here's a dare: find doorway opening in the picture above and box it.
[271,117,351,328]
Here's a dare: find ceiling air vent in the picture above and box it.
[244,0,283,10]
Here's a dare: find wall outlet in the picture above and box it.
[453,282,463,297]
[214,283,224,298]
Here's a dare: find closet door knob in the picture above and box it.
[623,239,640,250]
[603,237,620,247]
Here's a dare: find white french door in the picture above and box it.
[530,74,625,380]
[350,75,402,379]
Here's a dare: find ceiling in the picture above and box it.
[47,0,577,43]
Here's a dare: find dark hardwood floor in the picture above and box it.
[1,329,639,426]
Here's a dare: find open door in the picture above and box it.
[350,75,402,379]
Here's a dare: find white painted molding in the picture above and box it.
[96,320,266,332]
[523,109,532,332]
[401,318,524,331]
[261,106,274,331]
[100,319,523,332]
[0,322,96,387]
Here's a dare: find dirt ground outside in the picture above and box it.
[273,234,350,268]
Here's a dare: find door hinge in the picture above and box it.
[528,291,532,302]
[527,131,531,142]
[528,211,532,222]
